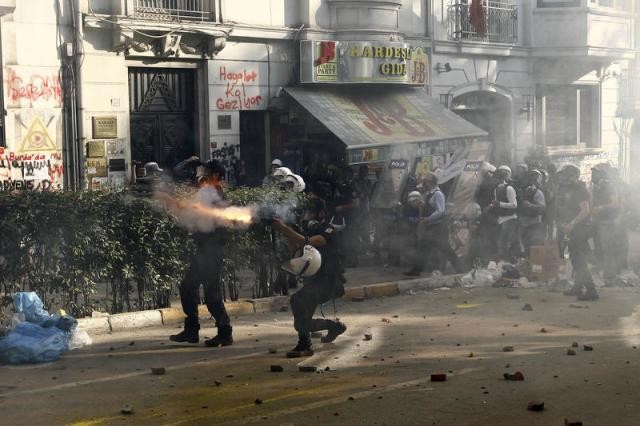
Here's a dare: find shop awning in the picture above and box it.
[284,86,487,150]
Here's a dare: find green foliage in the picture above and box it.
[0,184,306,317]
[0,190,192,317]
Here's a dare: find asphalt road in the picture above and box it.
[3,285,640,425]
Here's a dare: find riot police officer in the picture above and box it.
[272,197,347,358]
[556,164,598,301]
[164,159,235,346]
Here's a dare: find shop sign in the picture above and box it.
[300,40,429,86]
[92,116,117,139]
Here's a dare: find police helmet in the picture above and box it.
[281,245,322,277]
[283,175,306,194]
[273,166,294,182]
[559,163,580,178]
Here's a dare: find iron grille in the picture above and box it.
[133,0,216,22]
[448,0,518,44]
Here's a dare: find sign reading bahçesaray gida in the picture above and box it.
[300,40,429,86]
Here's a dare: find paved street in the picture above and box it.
[3,285,640,425]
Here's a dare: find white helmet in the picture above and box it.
[283,174,305,193]
[281,245,322,277]
[407,191,422,203]
[497,165,512,179]
[480,162,496,174]
[273,166,293,182]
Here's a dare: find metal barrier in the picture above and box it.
[133,0,215,22]
[448,0,518,44]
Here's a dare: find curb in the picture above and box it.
[77,275,462,335]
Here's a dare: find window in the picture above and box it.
[537,0,580,7]
[593,0,633,11]
[537,84,600,148]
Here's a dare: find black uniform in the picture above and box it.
[556,180,596,297]
[290,221,344,343]
[180,230,230,330]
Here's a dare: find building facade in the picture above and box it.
[0,0,636,192]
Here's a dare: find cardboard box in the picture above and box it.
[528,241,560,281]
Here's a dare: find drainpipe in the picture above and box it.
[72,0,84,190]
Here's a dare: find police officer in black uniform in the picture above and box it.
[272,197,347,358]
[556,164,598,301]
[163,159,234,346]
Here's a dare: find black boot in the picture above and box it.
[577,285,599,301]
[170,318,200,344]
[321,321,347,343]
[205,324,233,347]
[286,337,314,358]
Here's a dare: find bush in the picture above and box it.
[0,184,306,318]
[0,190,192,317]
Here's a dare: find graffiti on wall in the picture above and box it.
[213,64,267,111]
[210,136,241,185]
[0,111,63,191]
[4,67,62,108]
[0,147,63,191]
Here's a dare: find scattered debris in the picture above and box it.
[279,305,289,312]
[214,380,222,386]
[539,328,548,333]
[583,345,594,351]
[270,365,284,373]
[392,315,399,318]
[503,346,515,352]
[299,366,317,373]
[150,367,166,376]
[430,374,447,382]
[522,304,533,311]
[381,318,392,323]
[565,419,583,426]
[268,347,278,354]
[120,405,134,415]
[569,304,584,309]
[567,349,577,356]
[364,334,373,341]
[324,366,331,371]
[504,371,525,381]
[128,341,135,346]
[507,293,520,300]
[254,398,263,405]
[468,352,474,358]
[351,297,365,303]
[348,396,355,401]
[572,342,579,348]
[527,401,545,412]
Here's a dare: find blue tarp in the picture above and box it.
[0,292,77,364]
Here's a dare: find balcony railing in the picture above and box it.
[132,0,216,22]
[448,1,518,44]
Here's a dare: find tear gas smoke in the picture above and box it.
[153,184,301,233]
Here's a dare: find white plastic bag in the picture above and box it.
[68,328,92,350]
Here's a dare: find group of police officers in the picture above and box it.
[159,154,629,358]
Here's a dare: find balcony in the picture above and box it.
[447,1,518,44]
[131,0,217,22]
[532,0,635,59]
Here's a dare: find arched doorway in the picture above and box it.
[450,90,513,165]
